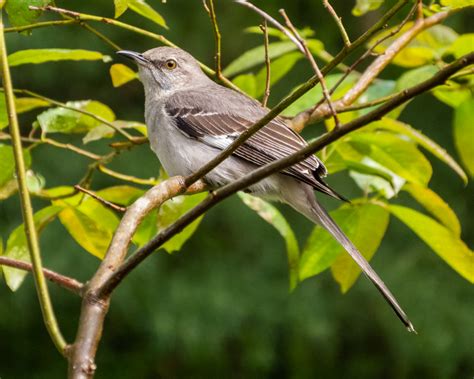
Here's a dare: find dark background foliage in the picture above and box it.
[0,1,472,378]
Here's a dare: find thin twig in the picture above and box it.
[204,0,223,80]
[322,0,350,47]
[234,0,305,53]
[4,19,77,33]
[74,185,127,212]
[97,165,158,186]
[0,9,67,355]
[260,20,271,107]
[80,23,122,51]
[279,8,340,127]
[0,256,84,295]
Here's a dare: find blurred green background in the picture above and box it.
[0,1,473,378]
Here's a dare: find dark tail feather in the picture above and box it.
[308,199,416,333]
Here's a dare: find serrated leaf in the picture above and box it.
[390,205,473,283]
[37,100,115,134]
[8,49,111,67]
[331,203,390,293]
[371,118,467,183]
[5,0,51,29]
[223,41,297,77]
[53,195,120,259]
[109,63,138,87]
[114,0,129,18]
[232,73,257,98]
[453,97,474,177]
[2,206,62,291]
[403,183,461,236]
[300,202,388,285]
[239,193,300,290]
[352,0,384,16]
[157,193,207,253]
[348,132,432,185]
[371,24,458,67]
[255,51,302,98]
[128,0,167,29]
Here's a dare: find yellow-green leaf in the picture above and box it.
[403,183,461,236]
[446,34,474,59]
[97,185,145,206]
[453,97,474,177]
[54,196,120,259]
[396,65,439,91]
[5,0,51,29]
[1,93,50,129]
[440,0,474,9]
[331,203,390,293]
[239,193,300,290]
[109,63,138,87]
[390,205,473,283]
[232,73,257,98]
[128,0,167,29]
[2,206,62,291]
[371,118,467,183]
[0,144,31,188]
[157,193,207,253]
[8,49,111,67]
[352,0,384,16]
[114,0,129,18]
[300,202,388,282]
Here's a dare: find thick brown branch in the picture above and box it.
[0,256,84,295]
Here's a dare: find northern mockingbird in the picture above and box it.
[118,46,414,332]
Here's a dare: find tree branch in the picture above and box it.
[322,0,350,47]
[0,7,67,355]
[260,20,271,107]
[0,256,84,295]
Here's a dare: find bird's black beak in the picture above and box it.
[116,50,148,64]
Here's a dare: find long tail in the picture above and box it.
[287,188,416,332]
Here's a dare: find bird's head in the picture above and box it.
[117,46,209,95]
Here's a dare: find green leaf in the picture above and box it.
[396,65,439,91]
[223,41,297,77]
[255,51,302,98]
[348,132,432,185]
[453,97,474,177]
[352,0,384,16]
[403,183,461,236]
[109,63,138,87]
[0,144,31,188]
[82,124,115,144]
[446,34,474,59]
[128,0,167,29]
[37,100,115,134]
[371,24,458,67]
[114,0,129,18]
[331,203,390,293]
[5,0,51,29]
[2,206,62,291]
[300,202,389,285]
[232,73,257,98]
[440,0,474,9]
[244,26,315,40]
[157,193,207,253]
[371,118,467,183]
[433,76,473,108]
[239,193,300,290]
[54,195,120,259]
[8,49,111,67]
[390,205,474,283]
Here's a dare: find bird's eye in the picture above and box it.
[164,59,177,70]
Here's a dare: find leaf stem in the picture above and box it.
[0,8,67,355]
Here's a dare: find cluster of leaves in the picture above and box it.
[1,0,473,299]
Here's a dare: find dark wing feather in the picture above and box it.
[166,105,344,200]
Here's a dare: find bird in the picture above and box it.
[118,46,415,332]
